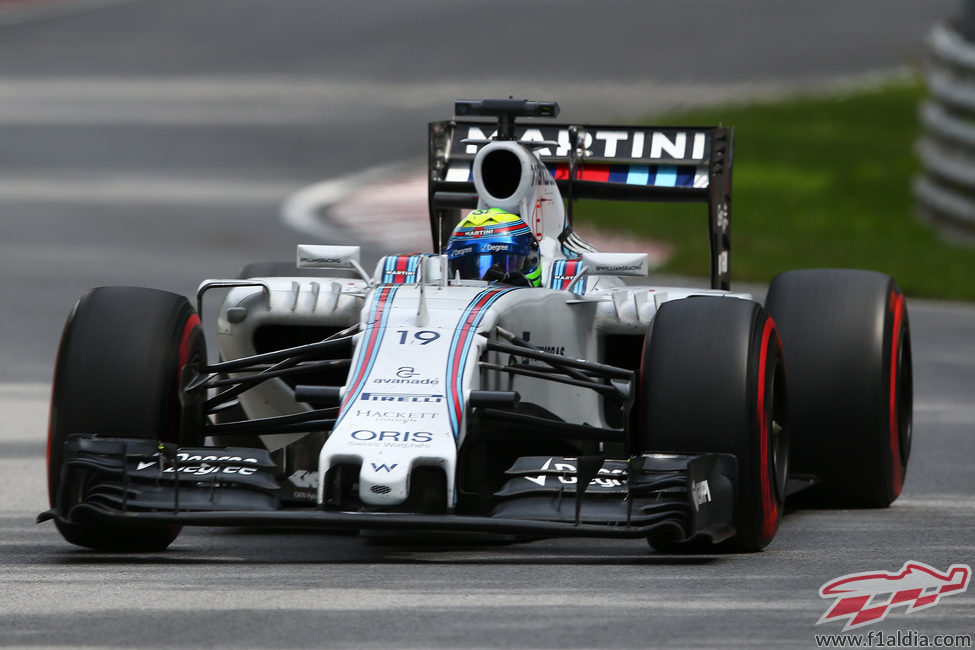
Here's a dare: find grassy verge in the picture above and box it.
[573,79,975,301]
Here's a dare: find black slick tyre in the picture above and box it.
[48,286,206,551]
[639,296,787,552]
[764,269,911,507]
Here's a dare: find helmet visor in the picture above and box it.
[449,251,527,281]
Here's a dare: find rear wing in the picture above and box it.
[428,119,734,290]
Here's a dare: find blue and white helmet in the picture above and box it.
[444,208,541,286]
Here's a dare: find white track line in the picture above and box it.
[0,175,297,205]
[281,165,672,261]
[280,163,420,241]
[0,70,915,126]
[0,0,135,28]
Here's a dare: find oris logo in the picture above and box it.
[350,430,433,443]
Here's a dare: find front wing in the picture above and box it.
[41,436,737,544]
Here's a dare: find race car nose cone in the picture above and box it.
[359,460,409,505]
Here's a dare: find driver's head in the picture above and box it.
[444,208,541,287]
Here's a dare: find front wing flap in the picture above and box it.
[493,454,736,543]
[49,436,283,522]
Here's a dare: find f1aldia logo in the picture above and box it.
[817,561,971,631]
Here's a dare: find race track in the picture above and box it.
[1,2,972,648]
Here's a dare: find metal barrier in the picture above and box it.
[917,18,975,245]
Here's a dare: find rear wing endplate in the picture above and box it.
[428,120,734,290]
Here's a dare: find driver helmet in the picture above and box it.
[444,208,541,287]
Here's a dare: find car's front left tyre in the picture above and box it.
[638,296,788,552]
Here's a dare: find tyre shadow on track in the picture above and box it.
[30,530,724,567]
[39,554,721,567]
[21,517,727,565]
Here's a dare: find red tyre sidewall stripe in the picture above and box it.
[171,313,202,442]
[887,292,905,496]
[757,316,778,541]
[178,314,202,372]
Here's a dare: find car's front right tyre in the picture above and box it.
[48,286,206,552]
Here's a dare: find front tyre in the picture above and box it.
[48,286,206,551]
[639,297,787,552]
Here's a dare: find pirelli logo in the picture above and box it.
[360,392,444,403]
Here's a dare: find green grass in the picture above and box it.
[573,79,975,300]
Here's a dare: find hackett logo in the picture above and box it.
[817,561,971,631]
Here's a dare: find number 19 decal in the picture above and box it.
[395,330,440,345]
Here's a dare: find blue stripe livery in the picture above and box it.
[334,286,399,426]
[445,287,520,436]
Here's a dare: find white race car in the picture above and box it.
[40,99,912,554]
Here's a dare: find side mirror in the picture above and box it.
[296,245,370,284]
[580,252,650,277]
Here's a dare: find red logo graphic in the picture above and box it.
[818,561,971,630]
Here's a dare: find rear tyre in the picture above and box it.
[639,297,787,552]
[48,286,206,551]
[764,269,911,507]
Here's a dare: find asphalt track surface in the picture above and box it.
[1,1,973,648]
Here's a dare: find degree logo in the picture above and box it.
[817,561,971,630]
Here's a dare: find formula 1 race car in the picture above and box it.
[39,99,913,554]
